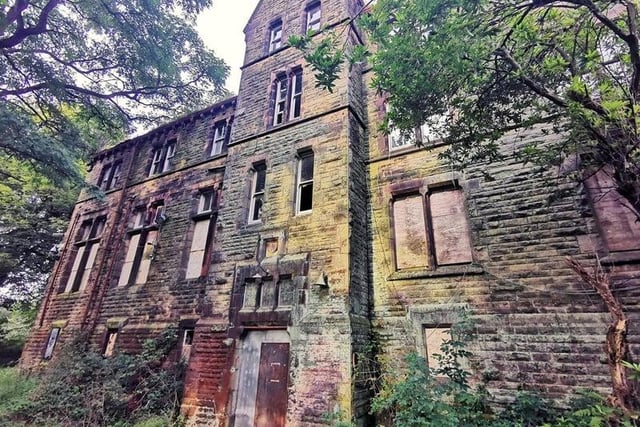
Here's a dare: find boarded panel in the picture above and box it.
[79,243,99,291]
[254,343,289,427]
[118,234,140,287]
[424,327,450,373]
[586,169,640,252]
[260,280,276,309]
[430,189,473,265]
[186,219,209,278]
[65,245,85,292]
[136,230,157,284]
[393,196,428,269]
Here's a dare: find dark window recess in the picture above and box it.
[249,164,267,223]
[210,122,227,156]
[296,151,314,214]
[99,161,122,190]
[103,329,118,357]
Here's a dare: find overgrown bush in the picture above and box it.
[0,367,37,426]
[370,316,640,427]
[5,328,185,427]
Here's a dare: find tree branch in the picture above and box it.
[0,0,62,49]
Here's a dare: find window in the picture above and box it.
[99,161,122,190]
[149,139,176,176]
[386,102,448,150]
[43,328,60,359]
[186,190,218,279]
[585,167,640,253]
[62,216,106,293]
[392,187,472,270]
[269,20,283,52]
[249,163,266,223]
[181,329,194,361]
[424,326,451,374]
[296,150,314,214]
[242,276,294,311]
[103,329,118,357]
[305,2,322,33]
[210,121,228,156]
[272,68,302,126]
[118,203,164,286]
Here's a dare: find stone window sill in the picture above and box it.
[388,264,484,281]
[600,250,640,264]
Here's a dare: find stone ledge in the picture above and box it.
[387,264,485,281]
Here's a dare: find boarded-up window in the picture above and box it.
[393,195,429,269]
[430,189,473,265]
[186,191,217,279]
[118,203,163,286]
[63,216,106,293]
[585,169,640,252]
[181,329,194,361]
[392,187,472,270]
[423,327,450,373]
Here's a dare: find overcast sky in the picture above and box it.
[196,1,261,93]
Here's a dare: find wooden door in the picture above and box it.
[254,343,289,427]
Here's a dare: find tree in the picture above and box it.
[295,0,640,218]
[1,0,228,184]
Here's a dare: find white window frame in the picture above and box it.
[289,69,302,121]
[211,122,227,156]
[296,151,314,215]
[64,217,105,293]
[269,21,282,52]
[249,164,266,224]
[149,140,177,176]
[306,2,321,33]
[273,76,287,125]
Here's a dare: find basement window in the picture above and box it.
[43,327,60,359]
[181,329,194,361]
[103,329,118,357]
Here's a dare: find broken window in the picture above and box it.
[186,190,217,279]
[392,187,472,270]
[269,19,283,52]
[272,68,302,126]
[99,161,122,190]
[118,202,164,286]
[249,163,267,224]
[305,1,322,33]
[296,150,314,214]
[585,167,640,253]
[149,139,176,176]
[103,329,118,357]
[62,216,106,293]
[43,327,60,359]
[210,121,228,156]
[386,102,448,150]
[181,329,194,361]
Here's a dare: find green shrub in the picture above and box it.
[11,328,185,427]
[0,367,37,426]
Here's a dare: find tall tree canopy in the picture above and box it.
[358,0,640,215]
[1,0,228,184]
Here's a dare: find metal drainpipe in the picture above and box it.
[80,142,139,334]
[37,211,81,328]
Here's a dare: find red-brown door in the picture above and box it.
[254,342,289,427]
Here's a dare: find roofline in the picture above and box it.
[91,96,237,163]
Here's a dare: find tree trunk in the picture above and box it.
[566,257,639,413]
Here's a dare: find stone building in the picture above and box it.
[21,0,640,425]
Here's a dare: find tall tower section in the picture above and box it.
[219,0,371,424]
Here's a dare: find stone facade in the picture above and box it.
[21,0,640,425]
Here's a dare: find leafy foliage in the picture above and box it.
[297,0,640,216]
[4,328,185,427]
[0,303,36,366]
[1,0,228,184]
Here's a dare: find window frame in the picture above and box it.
[210,121,228,156]
[186,190,218,279]
[271,68,303,126]
[149,139,177,176]
[43,327,61,359]
[248,163,267,224]
[62,216,106,293]
[268,19,283,53]
[305,1,322,33]
[103,328,118,357]
[99,161,122,190]
[295,150,314,215]
[391,185,473,271]
[118,202,164,286]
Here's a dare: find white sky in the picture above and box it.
[196,1,261,94]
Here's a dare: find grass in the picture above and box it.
[0,366,36,426]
